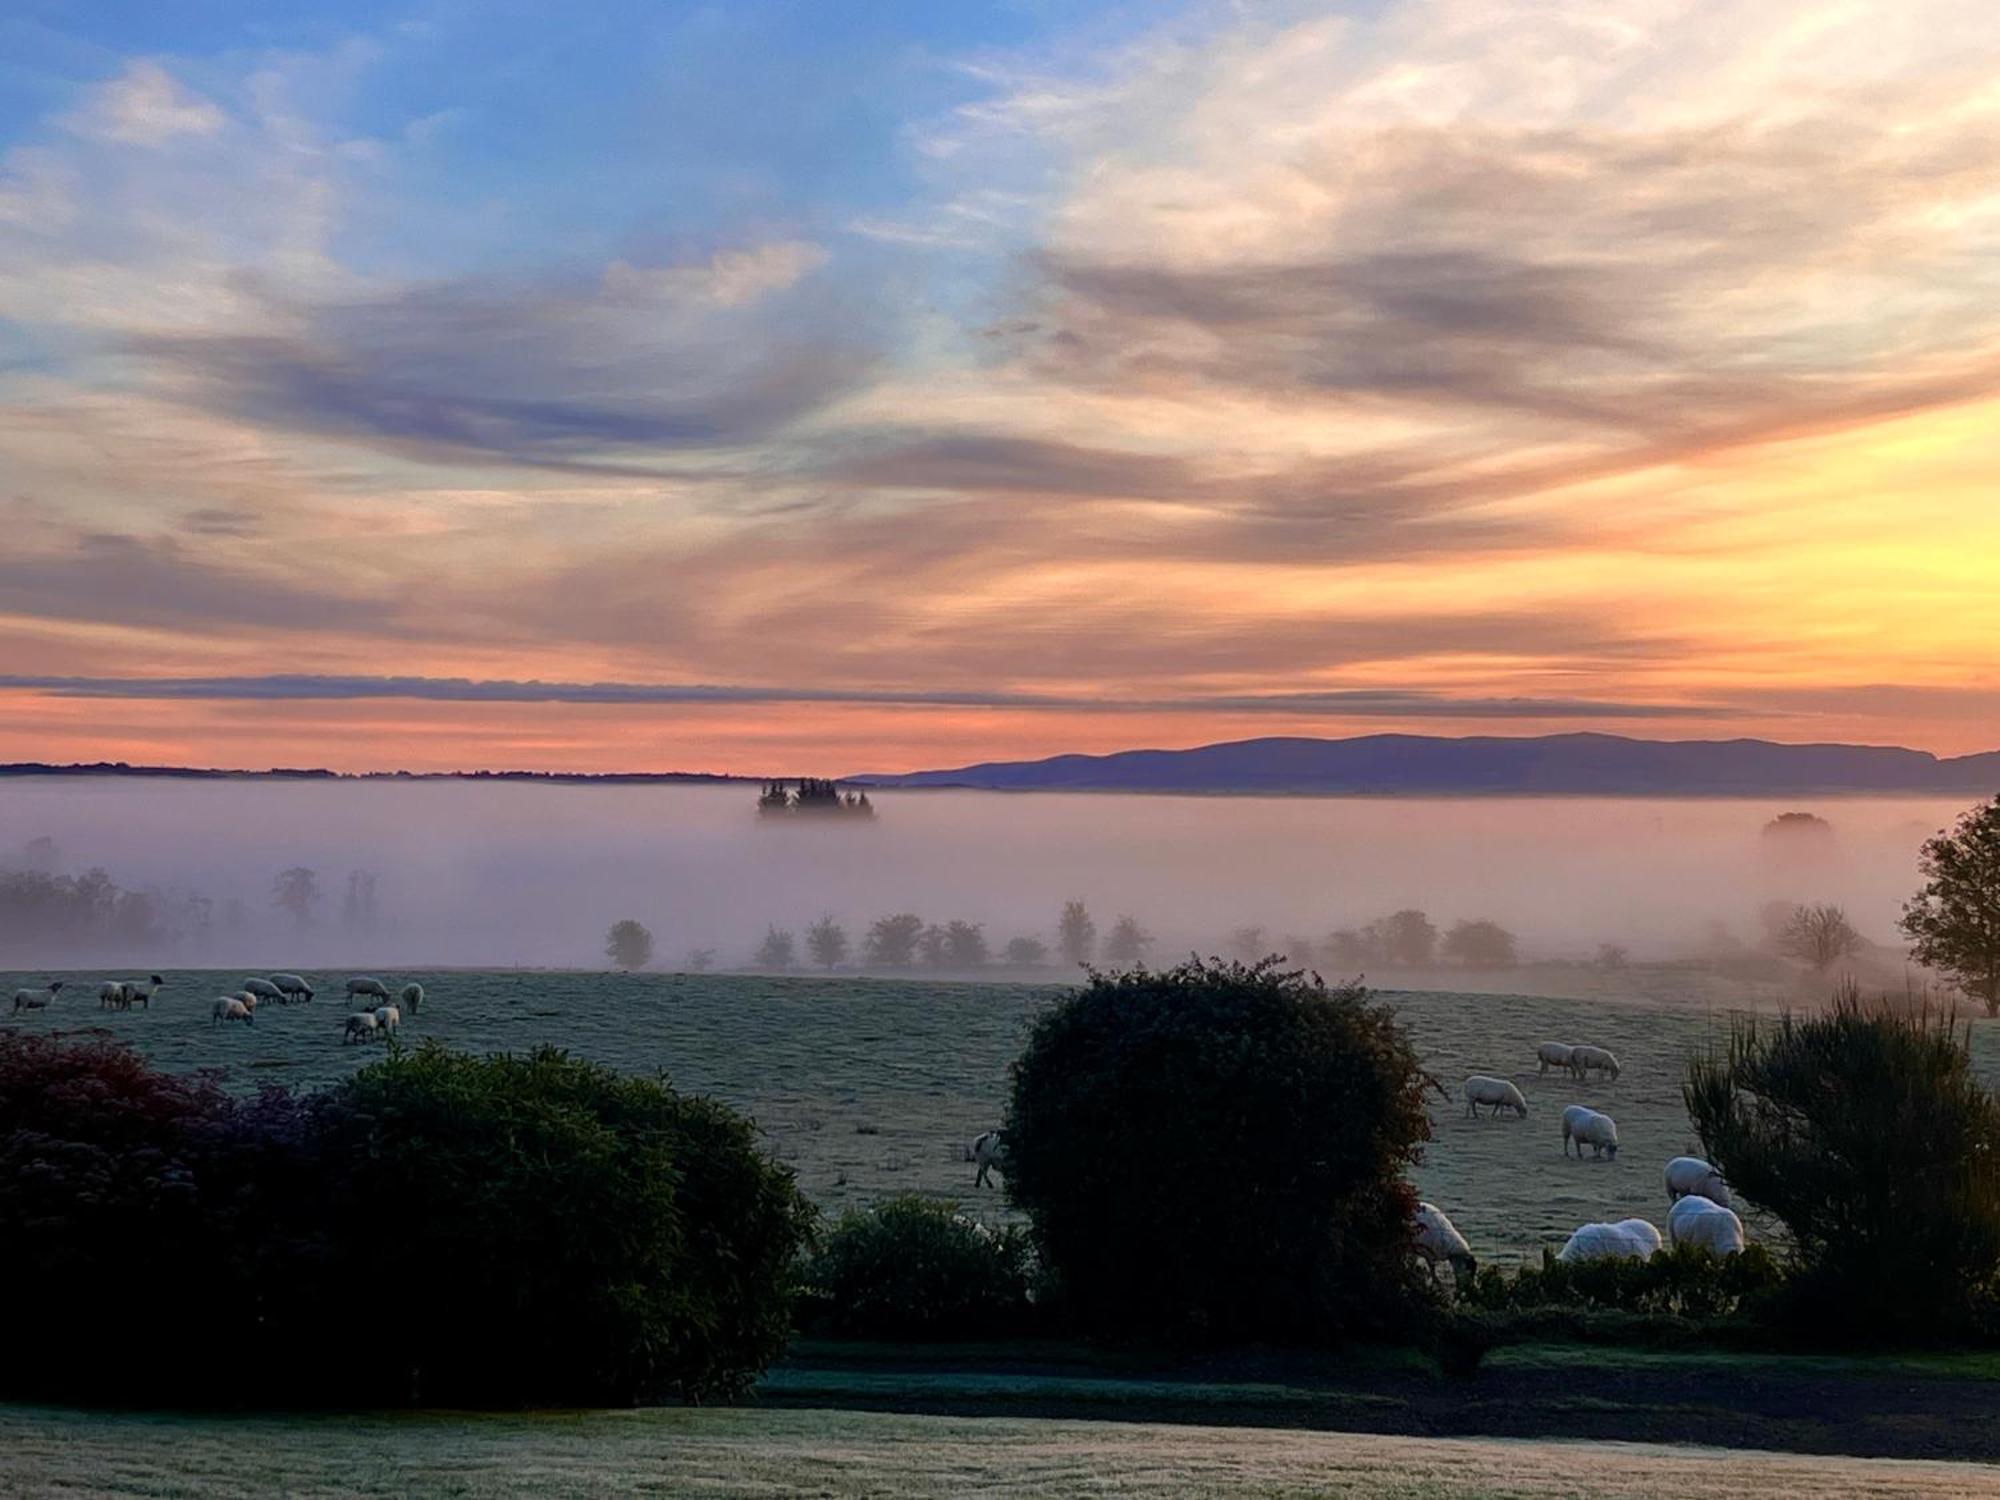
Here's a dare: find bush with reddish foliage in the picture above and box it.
[0,1032,811,1406]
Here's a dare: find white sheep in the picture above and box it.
[399,983,423,1014]
[1668,1194,1746,1256]
[119,974,165,1010]
[242,978,284,1005]
[212,996,254,1026]
[1570,1044,1621,1081]
[1665,1156,1733,1207]
[1536,1042,1576,1075]
[343,1012,379,1044]
[1413,1202,1477,1282]
[1462,1075,1529,1119]
[233,990,260,1014]
[1558,1218,1660,1263]
[11,981,64,1014]
[373,1004,401,1036]
[1561,1104,1620,1160]
[346,976,391,1003]
[271,973,315,1003]
[99,981,128,1009]
[966,1129,1007,1187]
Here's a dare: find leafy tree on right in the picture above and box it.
[1901,797,2000,1014]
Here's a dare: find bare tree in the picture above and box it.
[1777,903,1864,972]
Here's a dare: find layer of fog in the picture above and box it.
[0,777,1972,990]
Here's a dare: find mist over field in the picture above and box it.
[0,776,1967,977]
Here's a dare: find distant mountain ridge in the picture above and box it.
[852,733,2000,796]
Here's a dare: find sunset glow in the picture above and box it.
[4,1,1998,772]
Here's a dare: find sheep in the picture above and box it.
[346,976,391,1003]
[399,983,423,1014]
[11,981,64,1014]
[271,973,315,1003]
[1668,1194,1746,1257]
[1558,1218,1660,1263]
[120,974,166,1010]
[1462,1075,1529,1119]
[343,1012,379,1044]
[211,996,254,1026]
[242,978,283,1005]
[1561,1104,1620,1160]
[1570,1044,1621,1081]
[966,1129,1008,1188]
[231,990,260,1014]
[1665,1156,1733,1208]
[1535,1042,1576,1075]
[1412,1202,1477,1283]
[99,981,128,1009]
[373,1004,401,1037]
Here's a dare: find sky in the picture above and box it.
[2,0,1998,775]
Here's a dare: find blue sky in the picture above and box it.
[2,1,1998,772]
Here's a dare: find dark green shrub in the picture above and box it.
[1462,1243,1783,1320]
[806,1195,1035,1339]
[1005,957,1434,1342]
[318,1042,815,1404]
[1685,989,2000,1339]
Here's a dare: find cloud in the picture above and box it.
[66,62,226,146]
[0,672,1731,720]
[127,245,874,470]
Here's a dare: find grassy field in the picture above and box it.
[7,967,1998,1262]
[5,1402,1995,1499]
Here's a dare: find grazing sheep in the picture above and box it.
[211,996,254,1026]
[242,978,283,1005]
[346,976,391,1003]
[373,1004,401,1036]
[99,981,128,1009]
[11,981,64,1014]
[343,1012,379,1044]
[1570,1044,1621,1081]
[1558,1219,1660,1263]
[118,975,166,1010]
[1462,1075,1529,1119]
[271,973,315,1003]
[1665,1156,1733,1208]
[1536,1042,1576,1075]
[1561,1104,1620,1160]
[1412,1202,1477,1282]
[966,1129,1008,1188]
[231,990,260,1013]
[399,983,423,1014]
[1668,1194,1746,1257]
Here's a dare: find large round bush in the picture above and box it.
[1005,957,1434,1341]
[316,1042,816,1404]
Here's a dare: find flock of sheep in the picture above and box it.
[1416,1039,1747,1281]
[7,973,425,1045]
[963,1037,1748,1284]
